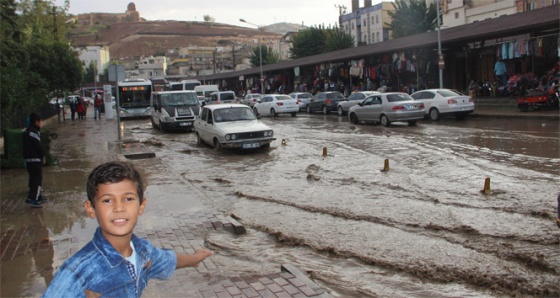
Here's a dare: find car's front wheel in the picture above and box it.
[196,133,204,146]
[350,113,359,124]
[322,105,330,115]
[306,105,312,114]
[290,112,297,117]
[429,108,441,121]
[337,106,344,116]
[213,138,222,149]
[253,107,259,116]
[408,120,417,126]
[270,108,278,117]
[380,115,391,127]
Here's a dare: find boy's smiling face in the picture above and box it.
[85,179,146,244]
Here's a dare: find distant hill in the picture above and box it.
[68,17,304,59]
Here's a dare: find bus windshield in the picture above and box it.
[119,83,152,108]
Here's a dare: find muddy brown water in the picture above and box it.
[2,114,558,297]
[125,115,559,297]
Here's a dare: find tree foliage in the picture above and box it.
[289,25,354,59]
[0,0,83,131]
[249,45,279,67]
[386,0,439,38]
[203,15,215,23]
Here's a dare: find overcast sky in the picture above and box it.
[54,0,387,28]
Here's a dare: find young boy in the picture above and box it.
[43,161,213,297]
[23,112,45,208]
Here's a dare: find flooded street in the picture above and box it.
[127,114,560,297]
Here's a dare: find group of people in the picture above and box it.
[68,94,104,121]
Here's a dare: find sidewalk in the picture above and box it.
[0,108,332,298]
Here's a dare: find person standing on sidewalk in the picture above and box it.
[42,161,214,297]
[23,112,45,208]
[93,94,103,120]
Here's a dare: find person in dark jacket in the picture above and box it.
[23,112,45,208]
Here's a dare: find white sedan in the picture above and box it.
[337,91,380,116]
[253,94,299,117]
[410,89,474,121]
[193,104,275,149]
[348,92,425,127]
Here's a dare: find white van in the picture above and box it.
[194,85,219,105]
[150,91,200,132]
[168,79,201,91]
[207,91,237,105]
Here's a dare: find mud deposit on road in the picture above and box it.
[127,116,559,297]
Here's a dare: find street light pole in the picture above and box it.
[240,18,264,94]
[436,0,443,89]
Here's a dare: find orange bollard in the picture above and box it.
[381,159,390,172]
[482,177,491,194]
[322,147,327,157]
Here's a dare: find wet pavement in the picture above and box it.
[0,110,332,297]
[1,99,558,297]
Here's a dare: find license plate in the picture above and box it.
[242,143,260,149]
[179,122,191,126]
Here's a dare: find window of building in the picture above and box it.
[376,15,379,24]
[455,12,459,19]
[526,1,536,10]
[363,19,366,26]
[373,33,376,43]
[352,22,355,30]
[376,32,380,42]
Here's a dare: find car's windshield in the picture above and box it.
[327,92,345,100]
[297,93,312,99]
[161,93,198,106]
[386,93,413,102]
[437,90,463,97]
[277,95,292,100]
[213,107,256,122]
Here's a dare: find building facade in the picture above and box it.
[340,0,395,46]
[78,46,111,82]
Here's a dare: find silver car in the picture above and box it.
[337,91,380,116]
[348,92,425,127]
[288,92,313,110]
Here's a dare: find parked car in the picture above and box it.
[337,91,380,116]
[193,104,275,149]
[207,91,237,105]
[288,92,313,110]
[306,91,346,114]
[410,89,475,121]
[150,91,199,132]
[241,93,264,107]
[348,92,425,126]
[253,94,299,117]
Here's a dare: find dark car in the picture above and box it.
[306,91,346,114]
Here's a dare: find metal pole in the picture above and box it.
[436,0,443,89]
[240,19,264,94]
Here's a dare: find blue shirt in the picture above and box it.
[43,227,177,297]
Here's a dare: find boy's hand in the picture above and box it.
[176,248,214,269]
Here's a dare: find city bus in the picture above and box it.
[118,79,153,119]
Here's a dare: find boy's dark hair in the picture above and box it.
[86,161,144,207]
[29,112,42,126]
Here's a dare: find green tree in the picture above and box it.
[249,45,279,67]
[289,25,353,59]
[324,27,355,52]
[84,61,97,83]
[386,0,439,38]
[0,0,82,131]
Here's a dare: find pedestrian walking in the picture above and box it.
[69,97,77,121]
[23,112,45,208]
[76,99,85,120]
[93,94,103,120]
[42,161,214,297]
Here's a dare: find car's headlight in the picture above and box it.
[163,116,174,121]
[264,130,273,137]
[225,134,237,141]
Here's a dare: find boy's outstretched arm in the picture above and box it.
[176,248,214,269]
